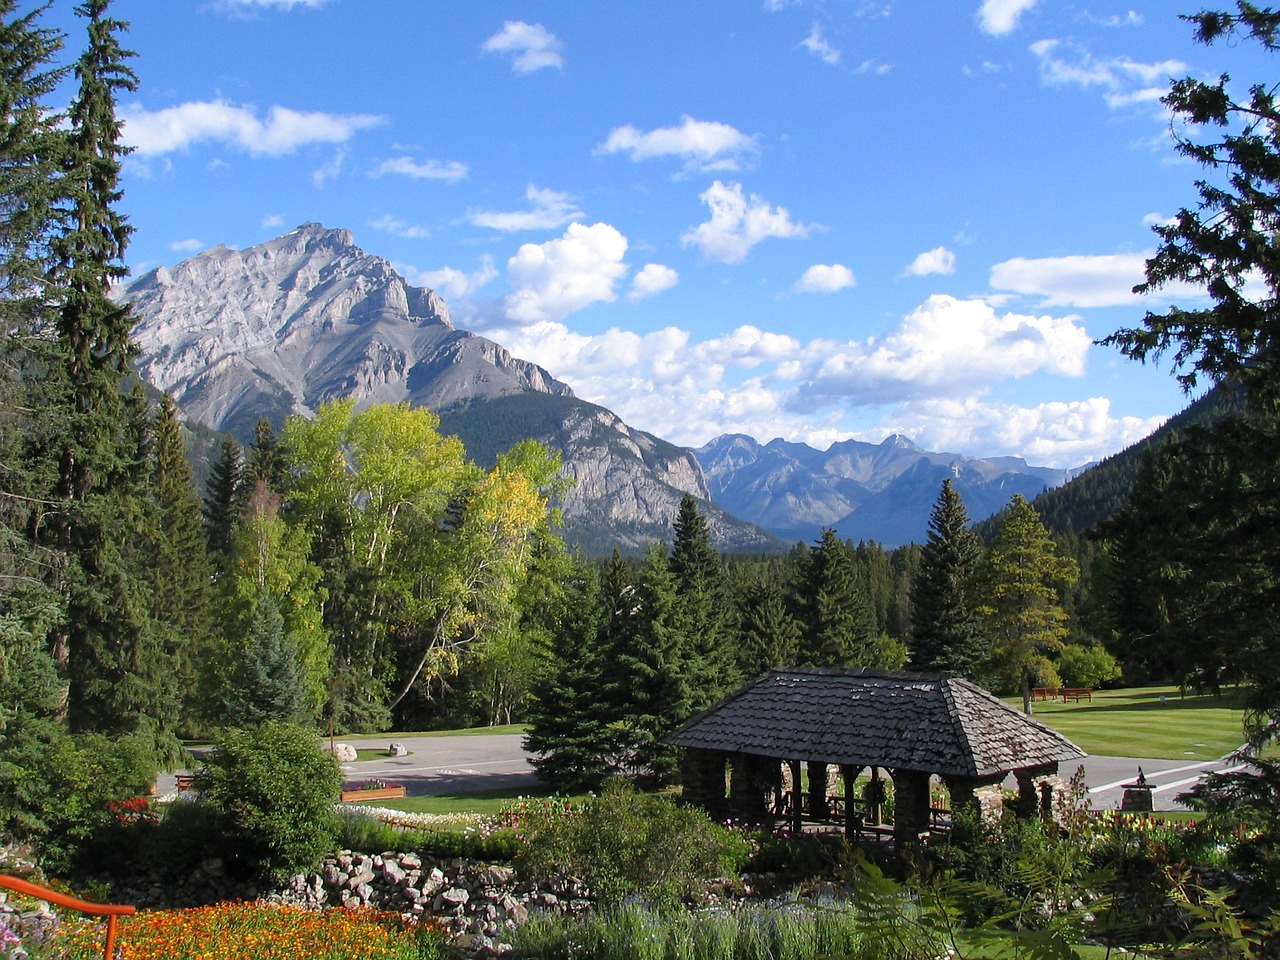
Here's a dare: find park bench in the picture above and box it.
[1032,687,1058,700]
[1060,687,1092,702]
[175,773,195,791]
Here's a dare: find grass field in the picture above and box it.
[1008,685,1252,760]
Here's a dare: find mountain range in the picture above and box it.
[119,223,1098,551]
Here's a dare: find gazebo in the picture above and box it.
[668,667,1086,847]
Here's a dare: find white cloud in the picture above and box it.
[1029,39,1183,110]
[793,263,855,293]
[856,60,893,75]
[311,148,343,187]
[892,395,1166,468]
[261,214,283,229]
[169,238,203,252]
[596,116,757,174]
[481,21,563,74]
[373,156,468,182]
[628,264,679,301]
[790,294,1090,406]
[408,255,498,300]
[989,252,1150,307]
[503,222,629,324]
[368,214,429,239]
[801,22,841,64]
[121,100,384,157]
[480,299,1134,466]
[977,0,1039,35]
[469,185,583,232]
[681,180,811,263]
[904,246,956,276]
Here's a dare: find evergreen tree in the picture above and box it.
[245,417,289,494]
[909,479,987,677]
[148,393,214,732]
[792,529,878,667]
[736,571,800,677]
[979,494,1079,714]
[611,544,693,784]
[523,558,614,791]
[221,594,307,726]
[668,494,737,705]
[203,435,244,560]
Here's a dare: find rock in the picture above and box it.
[479,865,515,887]
[200,858,224,878]
[329,742,358,763]
[387,742,408,757]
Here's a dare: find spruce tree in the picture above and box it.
[203,435,244,559]
[793,529,878,667]
[736,572,800,677]
[149,393,214,732]
[909,479,987,677]
[221,594,307,726]
[668,494,737,705]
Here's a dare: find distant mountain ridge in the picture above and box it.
[694,433,1084,546]
[119,223,776,552]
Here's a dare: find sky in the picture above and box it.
[37,0,1275,468]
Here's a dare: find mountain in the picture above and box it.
[119,223,777,553]
[694,433,1081,546]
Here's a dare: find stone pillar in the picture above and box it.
[891,769,931,848]
[1014,763,1060,820]
[807,761,830,820]
[943,774,1006,826]
[679,748,728,821]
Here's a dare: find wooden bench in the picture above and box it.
[1032,687,1058,701]
[175,773,195,791]
[1060,687,1092,702]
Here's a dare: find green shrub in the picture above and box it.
[1056,644,1121,689]
[194,722,342,881]
[514,781,750,907]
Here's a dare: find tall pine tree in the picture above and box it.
[909,479,987,678]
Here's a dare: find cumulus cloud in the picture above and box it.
[596,116,757,174]
[790,294,1090,407]
[261,214,283,229]
[469,185,583,232]
[311,149,344,187]
[902,246,956,277]
[681,180,811,263]
[406,255,498,300]
[628,264,679,301]
[1029,39,1183,110]
[503,222,629,324]
[480,297,1138,467]
[169,238,203,253]
[801,22,841,64]
[121,100,384,157]
[373,156,468,182]
[892,395,1166,468]
[977,0,1039,35]
[481,21,563,74]
[793,264,855,293]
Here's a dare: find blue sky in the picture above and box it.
[41,0,1274,467]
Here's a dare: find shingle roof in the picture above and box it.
[667,667,1085,779]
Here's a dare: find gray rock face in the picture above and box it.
[121,223,775,553]
[122,223,572,441]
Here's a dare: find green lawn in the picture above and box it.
[362,785,587,818]
[340,723,528,740]
[1008,685,1252,760]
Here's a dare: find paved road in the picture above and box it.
[164,734,1244,812]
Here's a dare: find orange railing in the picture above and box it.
[0,873,135,960]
